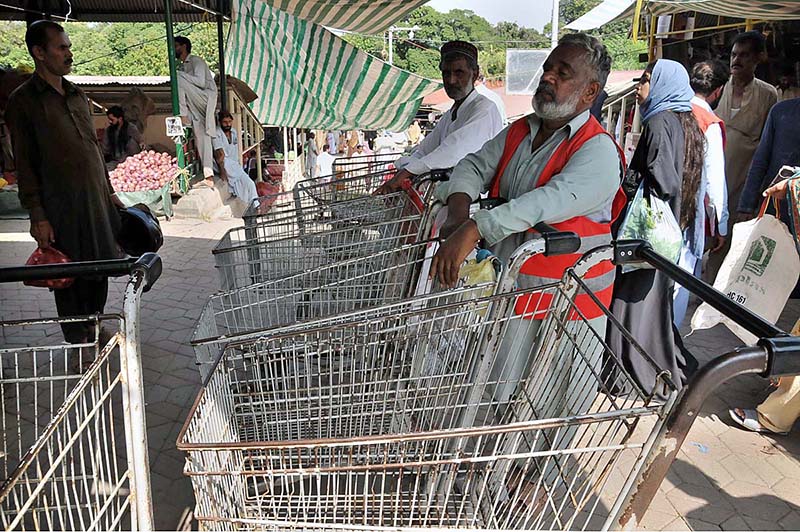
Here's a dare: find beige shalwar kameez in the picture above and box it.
[706,77,776,281]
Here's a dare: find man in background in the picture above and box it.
[737,94,800,222]
[304,132,319,179]
[213,111,258,213]
[102,105,143,169]
[326,130,338,154]
[407,119,422,145]
[777,67,800,101]
[7,20,124,361]
[706,31,777,282]
[379,40,504,193]
[175,35,218,187]
[317,144,336,178]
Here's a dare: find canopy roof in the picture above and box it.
[258,0,429,34]
[2,0,428,31]
[566,0,800,30]
[0,1,223,22]
[228,0,440,129]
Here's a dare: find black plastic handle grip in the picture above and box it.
[533,222,581,257]
[0,253,163,292]
[428,168,452,182]
[131,253,163,292]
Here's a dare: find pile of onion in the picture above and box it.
[110,150,178,192]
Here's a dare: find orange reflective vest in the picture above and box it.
[691,103,726,148]
[488,115,627,320]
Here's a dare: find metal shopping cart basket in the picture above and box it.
[214,184,430,291]
[178,237,800,530]
[241,169,398,225]
[0,255,161,531]
[192,240,437,379]
[241,164,438,228]
[331,152,402,180]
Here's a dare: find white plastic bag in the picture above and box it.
[691,207,800,345]
[617,182,683,273]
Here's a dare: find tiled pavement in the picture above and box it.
[1,216,799,530]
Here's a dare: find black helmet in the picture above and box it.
[117,204,163,256]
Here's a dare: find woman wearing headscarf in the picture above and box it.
[606,60,706,398]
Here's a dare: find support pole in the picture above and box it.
[648,15,657,62]
[164,0,187,189]
[550,0,559,49]
[388,29,394,65]
[217,2,227,112]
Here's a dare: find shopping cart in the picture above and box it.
[178,237,800,530]
[331,152,402,180]
[214,181,432,291]
[241,164,441,229]
[241,169,397,224]
[0,254,161,531]
[192,240,436,379]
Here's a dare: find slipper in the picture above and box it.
[729,408,789,435]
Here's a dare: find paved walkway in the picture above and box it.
[1,216,799,530]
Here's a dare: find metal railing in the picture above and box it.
[227,85,264,183]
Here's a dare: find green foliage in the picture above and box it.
[604,35,648,70]
[558,0,646,71]
[378,6,551,80]
[0,22,33,70]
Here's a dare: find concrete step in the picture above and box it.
[173,178,249,220]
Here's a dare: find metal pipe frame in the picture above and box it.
[618,347,769,529]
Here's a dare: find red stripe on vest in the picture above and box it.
[488,115,627,320]
[691,103,726,148]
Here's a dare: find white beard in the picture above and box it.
[532,88,583,120]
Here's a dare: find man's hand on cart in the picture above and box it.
[430,219,481,288]
[30,219,55,250]
[375,168,414,195]
[439,193,471,239]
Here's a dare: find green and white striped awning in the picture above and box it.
[257,0,430,34]
[227,0,441,130]
[644,0,800,19]
[566,0,800,29]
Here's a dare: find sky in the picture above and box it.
[426,0,555,31]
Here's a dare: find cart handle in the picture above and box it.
[417,171,582,257]
[0,253,163,293]
[615,239,800,377]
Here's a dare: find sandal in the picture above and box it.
[729,408,789,435]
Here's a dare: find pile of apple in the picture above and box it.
[109,150,178,192]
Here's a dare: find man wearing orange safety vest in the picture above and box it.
[430,33,625,413]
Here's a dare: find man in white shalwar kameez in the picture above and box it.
[175,36,218,184]
[379,40,505,293]
[380,40,504,198]
[213,111,258,213]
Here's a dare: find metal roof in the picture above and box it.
[0,1,228,23]
[65,75,171,85]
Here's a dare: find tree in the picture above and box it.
[558,0,646,71]
[0,21,222,77]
